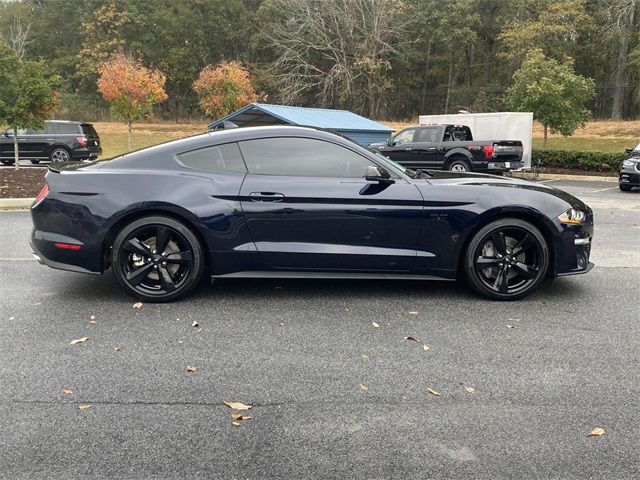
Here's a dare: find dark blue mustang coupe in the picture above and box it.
[29,126,594,302]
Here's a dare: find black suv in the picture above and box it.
[619,142,640,191]
[0,120,102,165]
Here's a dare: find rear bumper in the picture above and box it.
[487,161,524,171]
[71,147,102,160]
[29,231,101,275]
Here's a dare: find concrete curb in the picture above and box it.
[0,198,34,210]
[510,172,618,183]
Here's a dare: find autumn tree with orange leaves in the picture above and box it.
[193,62,257,120]
[97,54,167,150]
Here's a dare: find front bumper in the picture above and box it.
[553,216,594,277]
[619,167,640,187]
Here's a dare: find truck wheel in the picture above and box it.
[448,159,470,172]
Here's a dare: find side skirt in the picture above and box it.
[211,271,455,281]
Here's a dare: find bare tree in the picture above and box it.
[604,0,639,119]
[7,14,31,61]
[258,0,411,117]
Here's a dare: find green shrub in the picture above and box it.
[531,149,625,172]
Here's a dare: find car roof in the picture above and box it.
[46,120,86,125]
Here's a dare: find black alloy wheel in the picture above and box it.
[464,218,549,300]
[50,148,70,163]
[111,216,204,302]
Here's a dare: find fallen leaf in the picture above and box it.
[186,365,198,373]
[62,389,73,396]
[132,302,143,309]
[9,316,14,320]
[506,324,514,329]
[404,336,420,342]
[224,401,252,411]
[231,421,241,427]
[408,311,419,315]
[69,336,89,345]
[113,347,121,352]
[279,323,284,327]
[465,386,475,393]
[231,412,253,421]
[361,354,369,359]
[89,320,96,324]
[178,336,187,344]
[587,427,605,437]
[372,322,380,328]
[423,345,430,351]
[195,328,203,333]
[427,387,441,396]
[90,315,95,320]
[360,383,368,391]
[192,320,199,328]
[79,404,92,410]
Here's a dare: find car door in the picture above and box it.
[403,127,442,170]
[238,136,424,271]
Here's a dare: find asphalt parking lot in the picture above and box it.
[1,180,638,479]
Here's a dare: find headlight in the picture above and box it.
[558,208,586,225]
[623,160,635,167]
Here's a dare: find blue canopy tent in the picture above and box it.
[207,103,394,146]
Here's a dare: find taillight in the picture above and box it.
[33,184,49,206]
[484,145,495,159]
[76,136,88,147]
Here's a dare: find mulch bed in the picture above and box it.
[0,166,619,199]
[0,168,47,198]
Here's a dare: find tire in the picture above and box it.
[464,218,549,301]
[50,147,70,163]
[1,159,14,166]
[619,184,632,191]
[111,216,205,302]
[30,160,40,164]
[448,158,470,172]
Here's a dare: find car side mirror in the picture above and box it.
[365,165,394,183]
[387,138,394,147]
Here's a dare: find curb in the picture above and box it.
[0,198,34,210]
[509,172,618,183]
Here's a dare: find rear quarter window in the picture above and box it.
[52,123,81,134]
[81,124,98,136]
[176,143,247,173]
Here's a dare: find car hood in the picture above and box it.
[420,170,589,210]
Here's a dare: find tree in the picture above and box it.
[0,41,60,170]
[256,0,411,117]
[97,54,167,149]
[193,62,257,120]
[506,50,595,147]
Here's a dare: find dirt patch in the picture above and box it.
[0,168,46,198]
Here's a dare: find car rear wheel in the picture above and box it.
[464,218,549,301]
[1,159,14,166]
[50,148,70,163]
[111,216,205,302]
[448,158,470,172]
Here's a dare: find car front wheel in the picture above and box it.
[464,218,549,301]
[111,216,205,302]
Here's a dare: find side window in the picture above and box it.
[393,128,416,146]
[176,142,246,173]
[52,123,81,134]
[415,128,438,143]
[240,137,376,178]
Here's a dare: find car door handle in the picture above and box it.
[249,192,285,202]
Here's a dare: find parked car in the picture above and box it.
[0,120,101,166]
[369,124,524,173]
[29,126,593,302]
[619,143,640,191]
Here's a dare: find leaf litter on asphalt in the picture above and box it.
[62,389,73,396]
[224,401,252,411]
[186,365,198,373]
[587,427,605,437]
[427,388,441,396]
[132,302,143,309]
[69,337,89,345]
[372,322,380,328]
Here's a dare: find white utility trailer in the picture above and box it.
[418,112,534,169]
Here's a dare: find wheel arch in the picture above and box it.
[456,208,558,277]
[102,206,210,270]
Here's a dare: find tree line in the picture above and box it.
[0,0,638,121]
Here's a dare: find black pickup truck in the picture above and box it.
[369,124,524,173]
